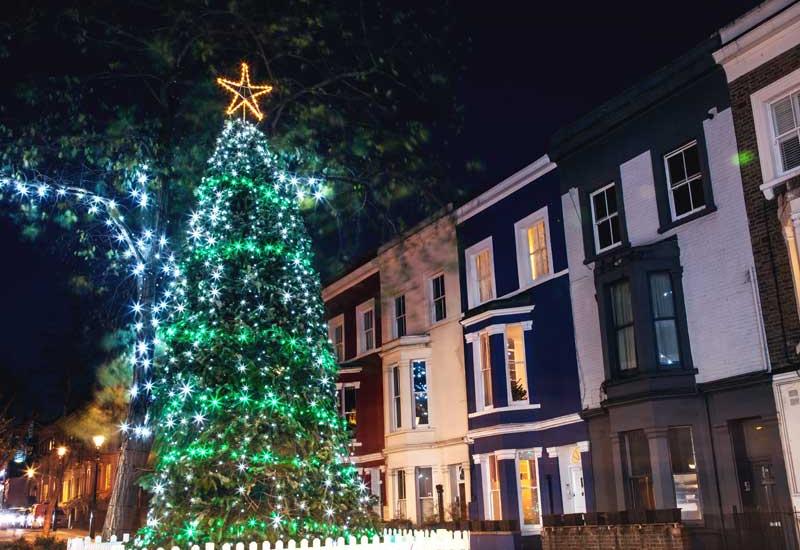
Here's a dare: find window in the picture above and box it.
[668,427,702,520]
[515,208,552,288]
[416,467,434,521]
[518,451,541,527]
[356,301,375,354]
[488,455,502,519]
[328,315,345,362]
[609,279,637,371]
[480,332,494,408]
[782,219,800,320]
[395,470,407,519]
[476,251,494,303]
[665,142,706,219]
[649,273,681,368]
[391,365,402,430]
[431,274,447,322]
[466,238,495,307]
[590,183,622,253]
[338,385,358,428]
[506,325,528,403]
[770,90,800,174]
[104,464,112,490]
[621,430,654,511]
[412,360,429,427]
[394,295,407,338]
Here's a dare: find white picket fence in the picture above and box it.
[67,529,470,550]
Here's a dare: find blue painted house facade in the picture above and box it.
[455,156,592,542]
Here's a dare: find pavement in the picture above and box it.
[0,528,88,542]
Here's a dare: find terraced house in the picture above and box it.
[455,156,591,545]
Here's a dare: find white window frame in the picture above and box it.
[336,381,360,429]
[514,206,554,290]
[589,182,622,254]
[471,331,494,412]
[751,67,800,195]
[328,314,345,363]
[390,364,403,431]
[411,359,431,428]
[429,272,448,324]
[356,299,376,355]
[516,449,544,533]
[465,237,496,309]
[664,140,706,221]
[394,469,407,519]
[393,294,407,339]
[503,324,530,406]
[487,454,502,520]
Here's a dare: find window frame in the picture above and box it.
[416,466,434,522]
[769,87,800,177]
[750,67,800,195]
[648,271,683,369]
[393,294,407,339]
[391,364,403,430]
[476,331,494,410]
[667,426,703,521]
[465,237,496,309]
[590,182,623,254]
[411,359,430,428]
[394,469,407,519]
[504,324,530,405]
[430,272,448,323]
[356,299,376,355]
[664,141,707,221]
[607,278,638,373]
[516,450,543,531]
[487,454,502,520]
[514,206,554,289]
[337,382,359,430]
[328,313,345,363]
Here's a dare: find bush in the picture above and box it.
[0,537,65,550]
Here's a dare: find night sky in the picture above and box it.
[0,0,761,421]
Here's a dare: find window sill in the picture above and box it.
[657,203,717,234]
[468,403,541,418]
[583,240,628,265]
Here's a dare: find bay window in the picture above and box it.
[649,272,681,367]
[609,279,637,371]
[488,454,502,519]
[480,332,494,408]
[412,360,429,427]
[518,450,541,527]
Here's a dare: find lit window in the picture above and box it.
[338,385,357,428]
[328,315,344,362]
[466,238,495,307]
[480,332,493,408]
[665,142,706,219]
[488,455,502,520]
[476,250,494,303]
[518,451,540,526]
[506,325,528,403]
[392,366,402,430]
[609,279,637,371]
[649,273,681,368]
[412,360,429,426]
[515,208,552,288]
[668,427,702,520]
[394,295,406,338]
[431,274,447,322]
[590,183,622,253]
[770,91,800,174]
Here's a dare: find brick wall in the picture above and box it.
[542,523,690,550]
[727,43,800,373]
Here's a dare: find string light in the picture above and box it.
[216,63,274,122]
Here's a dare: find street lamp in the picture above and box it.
[89,435,105,538]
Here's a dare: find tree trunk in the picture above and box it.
[102,436,150,537]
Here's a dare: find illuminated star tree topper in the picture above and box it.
[217,62,274,121]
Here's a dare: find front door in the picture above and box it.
[569,464,587,513]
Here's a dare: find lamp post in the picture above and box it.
[51,445,67,533]
[89,435,105,538]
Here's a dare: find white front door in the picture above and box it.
[569,464,586,513]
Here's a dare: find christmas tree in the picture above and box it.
[137,71,376,545]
